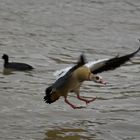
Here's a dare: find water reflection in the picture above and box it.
[2,68,34,76]
[2,68,14,75]
[43,128,95,140]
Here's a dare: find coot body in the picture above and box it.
[2,54,33,71]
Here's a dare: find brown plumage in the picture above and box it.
[44,55,102,109]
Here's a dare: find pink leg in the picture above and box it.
[77,94,96,104]
[64,97,84,109]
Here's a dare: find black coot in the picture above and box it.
[2,54,34,71]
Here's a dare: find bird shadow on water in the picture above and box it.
[42,127,95,140]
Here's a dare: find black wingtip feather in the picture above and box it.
[76,54,86,68]
[68,54,87,74]
[93,47,140,74]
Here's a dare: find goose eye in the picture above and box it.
[95,76,99,80]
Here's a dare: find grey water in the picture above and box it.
[0,0,140,139]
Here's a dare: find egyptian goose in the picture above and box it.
[44,54,103,109]
[45,47,140,109]
[2,54,33,71]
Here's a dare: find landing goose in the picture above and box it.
[44,54,104,109]
[45,47,139,109]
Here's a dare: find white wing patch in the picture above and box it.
[53,66,72,79]
[85,58,109,72]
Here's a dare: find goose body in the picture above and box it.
[44,54,103,109]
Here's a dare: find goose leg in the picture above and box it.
[76,91,96,104]
[64,97,84,109]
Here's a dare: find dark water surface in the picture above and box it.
[0,0,140,140]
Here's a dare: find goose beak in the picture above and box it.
[99,79,107,85]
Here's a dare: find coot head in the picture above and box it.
[2,54,9,63]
